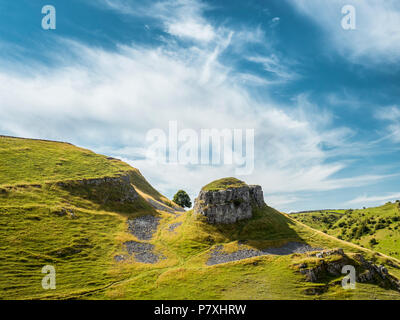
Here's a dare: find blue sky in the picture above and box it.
[1,0,400,212]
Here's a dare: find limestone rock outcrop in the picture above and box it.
[297,249,400,292]
[193,179,266,224]
[56,173,139,204]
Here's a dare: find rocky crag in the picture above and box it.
[56,173,139,204]
[193,178,265,224]
[295,249,400,293]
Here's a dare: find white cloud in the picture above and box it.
[100,0,136,15]
[155,0,217,42]
[270,17,280,28]
[0,37,381,202]
[247,55,299,82]
[374,106,400,143]
[166,20,215,42]
[289,0,400,64]
[99,0,217,43]
[375,106,400,121]
[347,193,400,205]
[233,26,266,45]
[265,194,299,208]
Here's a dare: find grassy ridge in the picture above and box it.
[0,136,133,186]
[292,203,400,259]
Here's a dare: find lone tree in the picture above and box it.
[173,190,192,208]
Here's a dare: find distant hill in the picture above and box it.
[292,203,400,259]
[1,136,400,300]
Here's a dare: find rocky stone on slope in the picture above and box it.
[297,249,400,292]
[115,215,162,264]
[127,215,160,240]
[114,241,163,264]
[193,181,266,224]
[56,173,139,204]
[168,222,182,232]
[124,241,162,264]
[207,242,321,265]
[52,208,77,218]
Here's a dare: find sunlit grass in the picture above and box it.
[1,136,400,300]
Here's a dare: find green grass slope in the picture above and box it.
[97,206,400,300]
[1,136,400,300]
[292,203,400,259]
[0,136,164,299]
[0,136,133,185]
[202,177,247,191]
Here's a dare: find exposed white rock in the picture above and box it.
[193,183,265,224]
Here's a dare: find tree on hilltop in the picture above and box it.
[173,190,192,208]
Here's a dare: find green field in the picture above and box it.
[1,136,400,300]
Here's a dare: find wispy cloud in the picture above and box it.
[247,55,299,82]
[289,0,400,65]
[157,0,216,42]
[269,17,280,28]
[0,36,381,198]
[100,0,137,15]
[265,194,300,208]
[347,192,400,205]
[99,0,217,42]
[374,106,400,143]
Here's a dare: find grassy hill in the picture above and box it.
[291,203,400,260]
[1,136,400,300]
[202,177,247,191]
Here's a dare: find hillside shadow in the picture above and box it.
[188,205,313,251]
[55,181,159,217]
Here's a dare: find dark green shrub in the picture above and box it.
[172,190,192,208]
